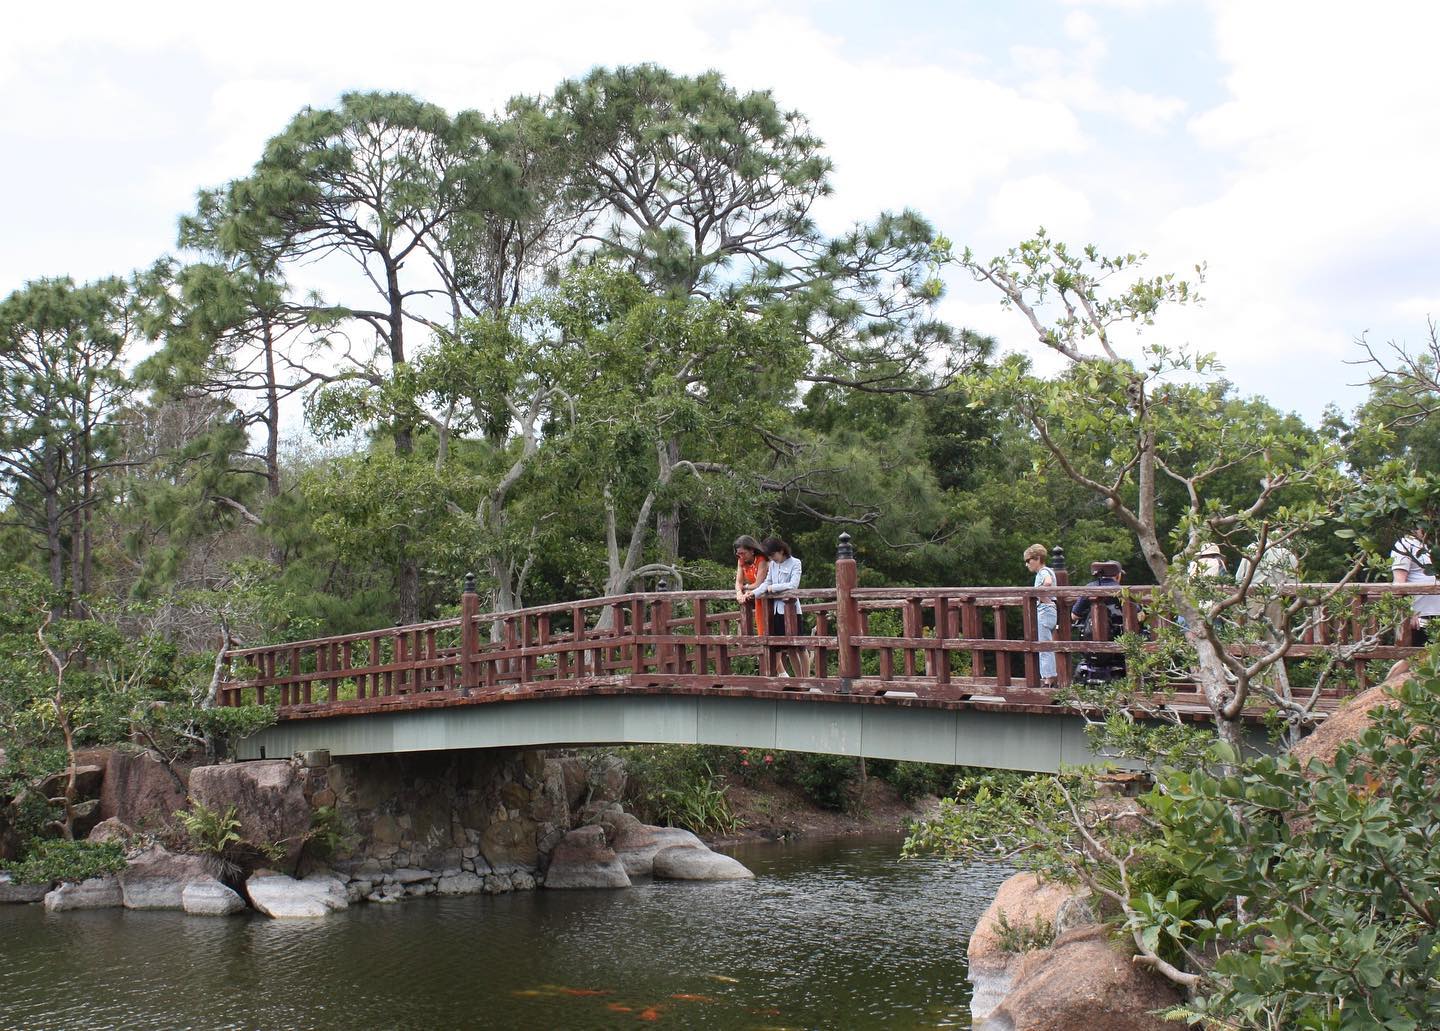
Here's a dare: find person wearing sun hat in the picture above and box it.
[1188,541,1226,579]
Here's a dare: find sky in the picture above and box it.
[2,0,1437,424]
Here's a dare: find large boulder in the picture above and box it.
[480,815,539,870]
[613,825,706,877]
[87,818,133,844]
[38,764,106,802]
[246,872,349,918]
[588,754,627,803]
[1291,678,1400,767]
[43,875,122,911]
[436,871,485,895]
[189,761,311,859]
[982,924,1182,1031]
[99,751,190,832]
[968,872,1086,1024]
[543,826,630,889]
[119,844,212,909]
[0,874,49,904]
[557,757,589,810]
[652,845,754,881]
[182,877,246,916]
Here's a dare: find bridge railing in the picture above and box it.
[217,536,1437,712]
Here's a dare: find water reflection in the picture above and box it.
[0,835,1008,1030]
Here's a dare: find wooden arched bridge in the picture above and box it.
[226,537,1432,772]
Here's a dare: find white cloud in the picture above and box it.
[985,175,1095,240]
[2,0,1438,424]
[1134,0,1440,413]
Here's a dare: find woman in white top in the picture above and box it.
[1024,544,1058,688]
[742,537,809,678]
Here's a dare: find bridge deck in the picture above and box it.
[220,539,1433,769]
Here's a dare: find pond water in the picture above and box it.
[0,835,1009,1030]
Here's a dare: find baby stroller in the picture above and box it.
[1071,561,1129,686]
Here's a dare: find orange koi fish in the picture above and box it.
[669,993,715,1003]
[637,1006,663,1021]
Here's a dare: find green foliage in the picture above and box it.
[878,761,953,803]
[192,703,277,744]
[2,839,126,885]
[903,770,1084,882]
[0,276,133,600]
[620,745,738,835]
[304,805,348,861]
[785,752,860,811]
[993,909,1057,954]
[1151,665,1440,1029]
[175,800,242,855]
[909,660,1440,1030]
[654,775,738,837]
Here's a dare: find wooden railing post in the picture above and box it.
[460,573,480,694]
[656,578,675,674]
[836,533,861,688]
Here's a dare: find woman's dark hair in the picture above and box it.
[733,535,762,555]
[761,536,791,559]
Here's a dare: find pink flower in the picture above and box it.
[764,755,773,764]
[741,760,750,767]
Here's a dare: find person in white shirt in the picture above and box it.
[1188,541,1227,579]
[741,537,810,679]
[1392,530,1440,647]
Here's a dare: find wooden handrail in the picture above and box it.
[217,540,1439,715]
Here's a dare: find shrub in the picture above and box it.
[882,760,950,803]
[3,839,126,885]
[620,746,738,834]
[176,800,242,856]
[787,752,859,811]
[993,909,1056,953]
[303,805,348,860]
[653,771,738,836]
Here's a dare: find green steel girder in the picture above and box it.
[238,694,1140,772]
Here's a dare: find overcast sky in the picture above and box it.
[3,0,1436,423]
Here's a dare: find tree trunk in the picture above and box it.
[80,463,94,604]
[44,444,65,609]
[261,317,285,567]
[656,436,681,564]
[385,260,420,624]
[69,504,84,618]
[262,318,281,499]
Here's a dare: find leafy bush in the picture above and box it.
[192,703,278,759]
[880,760,950,802]
[176,800,242,855]
[786,752,859,811]
[908,657,1440,1031]
[1151,668,1440,1029]
[303,805,349,860]
[620,746,738,834]
[652,772,738,836]
[993,910,1056,953]
[3,839,126,885]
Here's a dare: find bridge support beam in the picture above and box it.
[232,693,1236,773]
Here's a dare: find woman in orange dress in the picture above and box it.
[734,535,769,635]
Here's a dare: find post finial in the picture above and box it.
[463,572,477,595]
[1051,545,1066,571]
[657,577,669,592]
[837,532,854,561]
